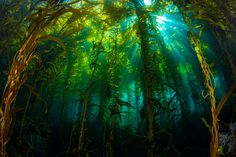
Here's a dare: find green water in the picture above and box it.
[0,0,236,157]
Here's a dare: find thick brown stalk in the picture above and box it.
[196,36,236,157]
[195,34,219,157]
[0,5,69,156]
[173,1,222,156]
[0,24,41,157]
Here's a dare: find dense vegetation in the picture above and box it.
[0,0,236,157]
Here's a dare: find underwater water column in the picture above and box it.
[153,8,199,115]
[127,0,196,155]
[1,0,236,157]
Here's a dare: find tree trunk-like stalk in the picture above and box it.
[77,101,87,156]
[172,1,221,156]
[131,4,156,156]
[77,85,93,157]
[0,24,41,157]
[191,32,220,157]
[106,120,114,157]
[207,84,218,157]
[0,6,70,156]
[187,30,236,157]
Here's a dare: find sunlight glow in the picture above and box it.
[156,16,171,24]
[144,0,152,6]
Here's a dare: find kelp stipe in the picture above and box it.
[174,0,236,156]
[0,0,236,157]
[0,2,78,156]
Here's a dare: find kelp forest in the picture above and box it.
[0,0,236,157]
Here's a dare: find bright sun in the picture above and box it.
[144,0,152,6]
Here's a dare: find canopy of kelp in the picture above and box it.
[0,0,236,157]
